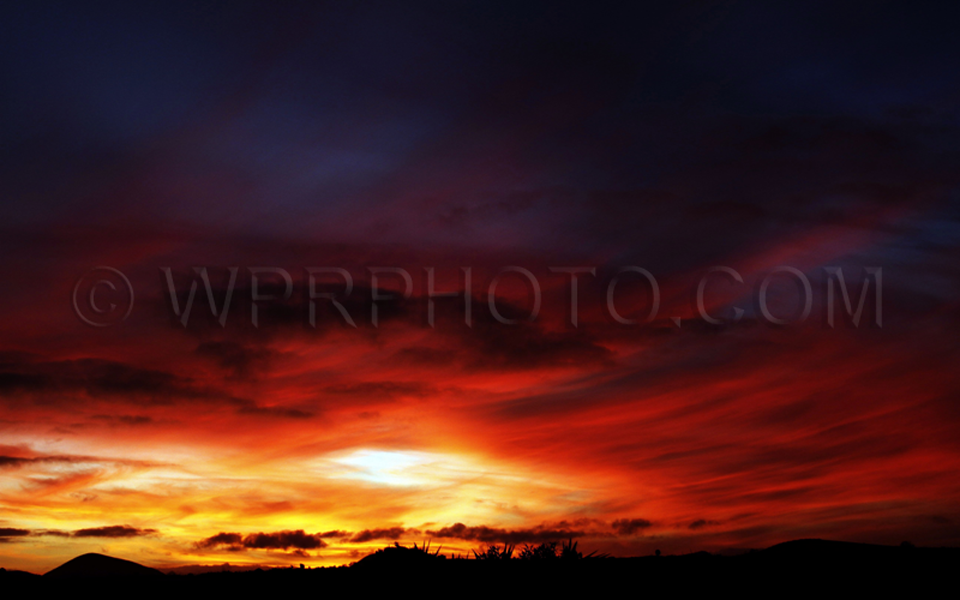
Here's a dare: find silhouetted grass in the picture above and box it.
[472,542,515,560]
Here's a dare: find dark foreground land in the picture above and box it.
[3,539,957,594]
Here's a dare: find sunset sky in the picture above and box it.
[2,1,960,573]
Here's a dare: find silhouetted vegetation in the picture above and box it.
[515,538,607,560]
[473,542,515,560]
[6,539,960,594]
[411,540,443,557]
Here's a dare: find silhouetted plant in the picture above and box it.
[561,538,586,560]
[514,538,605,560]
[411,540,443,557]
[473,543,515,560]
[562,538,607,559]
[519,541,559,560]
[471,538,605,561]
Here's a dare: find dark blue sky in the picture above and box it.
[3,1,958,251]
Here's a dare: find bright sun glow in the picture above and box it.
[324,449,479,487]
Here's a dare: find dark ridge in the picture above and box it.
[746,538,960,563]
[162,563,266,575]
[760,538,926,555]
[44,553,164,579]
[353,542,447,570]
[0,567,41,581]
[11,539,959,592]
[759,538,899,558]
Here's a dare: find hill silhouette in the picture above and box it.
[44,553,164,579]
[353,541,446,570]
[0,567,40,581]
[762,538,910,557]
[4,538,956,593]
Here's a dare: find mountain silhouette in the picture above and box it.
[353,542,446,570]
[6,538,955,592]
[44,553,164,579]
[760,538,933,557]
[0,567,40,581]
